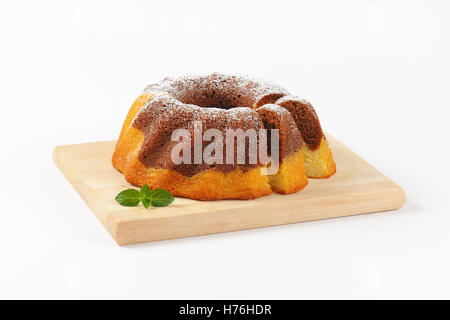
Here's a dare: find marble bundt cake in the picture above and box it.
[112,73,335,200]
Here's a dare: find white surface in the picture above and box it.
[0,0,449,299]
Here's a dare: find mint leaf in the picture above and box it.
[149,189,175,207]
[115,186,174,209]
[140,185,151,198]
[115,189,141,207]
[141,198,151,209]
[140,184,152,208]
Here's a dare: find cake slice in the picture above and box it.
[256,104,309,194]
[275,95,336,178]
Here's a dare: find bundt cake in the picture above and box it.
[112,73,335,200]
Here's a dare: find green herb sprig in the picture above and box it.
[115,185,174,208]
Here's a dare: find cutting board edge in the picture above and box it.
[112,182,406,245]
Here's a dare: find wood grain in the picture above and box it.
[53,136,406,245]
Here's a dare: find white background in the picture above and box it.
[0,0,449,299]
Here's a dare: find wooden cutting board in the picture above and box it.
[53,135,406,245]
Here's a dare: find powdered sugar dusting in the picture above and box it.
[276,94,312,107]
[133,93,262,130]
[133,73,304,132]
[257,104,299,133]
[143,72,289,108]
[126,74,317,176]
